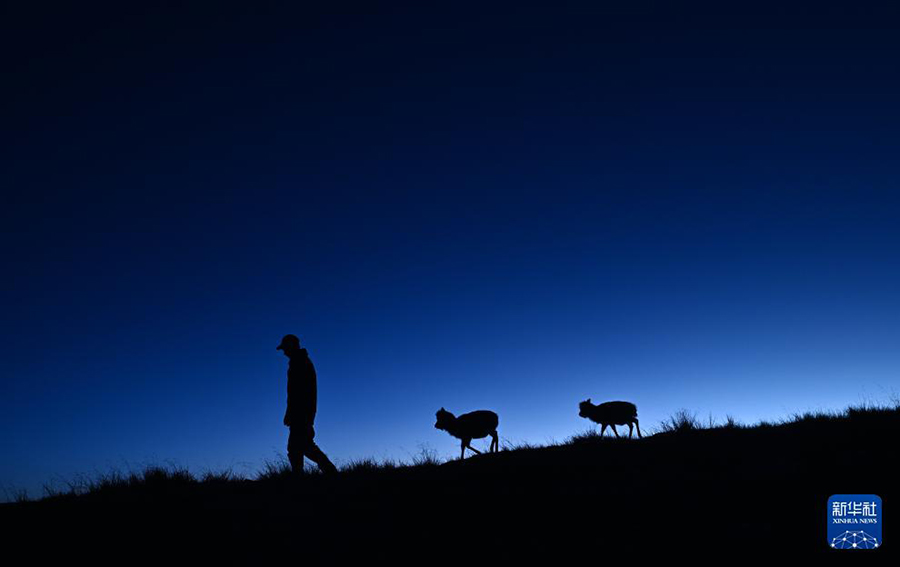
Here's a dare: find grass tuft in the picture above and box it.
[658,409,700,433]
[409,444,442,467]
[256,456,293,481]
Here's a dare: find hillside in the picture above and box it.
[2,404,896,561]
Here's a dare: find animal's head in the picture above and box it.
[578,399,593,418]
[434,407,454,431]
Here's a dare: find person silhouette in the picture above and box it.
[276,334,338,475]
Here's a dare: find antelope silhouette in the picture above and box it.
[578,399,642,438]
[434,408,500,459]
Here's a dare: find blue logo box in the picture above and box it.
[827,494,882,550]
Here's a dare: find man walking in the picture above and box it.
[276,334,338,475]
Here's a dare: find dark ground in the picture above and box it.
[2,406,896,562]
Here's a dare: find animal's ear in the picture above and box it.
[586,398,591,403]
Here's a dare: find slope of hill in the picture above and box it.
[2,404,896,561]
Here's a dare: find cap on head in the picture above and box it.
[276,334,301,351]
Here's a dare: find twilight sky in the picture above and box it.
[2,1,900,499]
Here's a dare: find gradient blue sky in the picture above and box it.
[3,2,900,499]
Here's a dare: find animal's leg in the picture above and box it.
[466,440,482,455]
[634,418,642,439]
[490,431,498,453]
[460,441,466,460]
[627,423,634,438]
[600,424,608,437]
[611,424,620,438]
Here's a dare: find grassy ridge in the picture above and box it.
[2,402,897,560]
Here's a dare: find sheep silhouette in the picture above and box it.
[435,408,500,459]
[578,399,642,438]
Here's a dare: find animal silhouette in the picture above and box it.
[578,399,642,438]
[435,408,500,459]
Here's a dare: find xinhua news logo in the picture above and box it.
[827,494,882,550]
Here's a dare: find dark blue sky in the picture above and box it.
[3,2,900,498]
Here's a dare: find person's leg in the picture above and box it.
[287,426,305,474]
[304,441,338,474]
[303,425,338,474]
